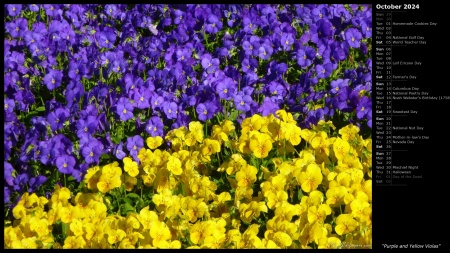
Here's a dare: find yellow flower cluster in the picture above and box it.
[4,110,372,249]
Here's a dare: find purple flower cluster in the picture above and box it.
[4,4,372,204]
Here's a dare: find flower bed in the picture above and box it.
[4,4,372,249]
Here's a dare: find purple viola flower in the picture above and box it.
[96,27,116,49]
[216,78,237,100]
[330,79,350,94]
[266,81,287,101]
[126,135,144,159]
[151,95,164,110]
[4,162,15,187]
[280,33,295,51]
[116,97,134,121]
[145,116,164,137]
[176,47,192,63]
[28,175,47,192]
[163,101,178,120]
[196,102,217,122]
[259,97,280,116]
[234,93,253,112]
[241,58,258,73]
[68,60,87,80]
[297,46,316,68]
[114,142,126,160]
[4,99,15,114]
[5,187,11,203]
[44,69,63,90]
[356,96,372,119]
[81,140,103,165]
[76,115,98,138]
[6,18,28,38]
[201,54,220,74]
[258,43,273,60]
[47,108,70,131]
[56,155,76,175]
[315,62,333,79]
[133,87,152,110]
[28,4,40,12]
[7,4,23,16]
[345,28,362,48]
[13,173,29,192]
[205,14,223,34]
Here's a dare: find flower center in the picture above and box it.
[361,107,365,111]
[63,163,68,168]
[84,127,88,132]
[223,89,228,94]
[123,109,127,114]
[240,101,245,106]
[89,152,94,157]
[51,79,56,84]
[203,110,208,115]
[140,96,144,101]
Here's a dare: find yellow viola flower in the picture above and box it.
[137,207,159,230]
[239,201,268,224]
[318,237,342,249]
[107,228,127,245]
[101,161,122,178]
[212,124,229,143]
[307,204,331,224]
[118,238,135,249]
[325,186,347,207]
[272,231,293,248]
[298,163,323,193]
[29,217,49,237]
[203,233,226,249]
[225,154,247,175]
[201,138,221,156]
[267,190,288,209]
[123,157,139,177]
[146,136,163,149]
[12,204,26,219]
[335,214,358,235]
[241,114,263,134]
[235,165,257,188]
[350,198,371,222]
[339,124,360,142]
[190,220,215,245]
[69,218,84,237]
[276,109,297,124]
[97,174,121,193]
[166,155,182,175]
[138,148,153,166]
[249,133,272,158]
[60,205,81,224]
[150,221,171,248]
[284,124,302,146]
[84,166,102,190]
[188,121,204,143]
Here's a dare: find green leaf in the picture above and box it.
[123,202,135,214]
[36,106,46,112]
[126,193,141,200]
[297,188,304,202]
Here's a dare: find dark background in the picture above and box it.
[373,1,447,250]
